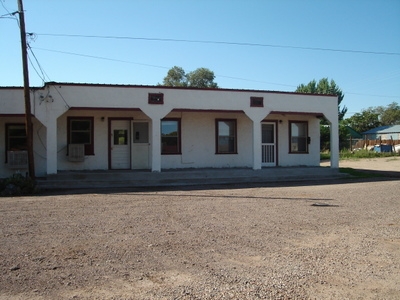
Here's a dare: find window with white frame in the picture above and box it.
[289,121,308,153]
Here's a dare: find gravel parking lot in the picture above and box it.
[1,158,399,299]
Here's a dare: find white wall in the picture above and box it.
[0,84,339,175]
[161,111,253,169]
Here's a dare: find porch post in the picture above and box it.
[46,117,58,175]
[329,119,339,168]
[252,119,262,170]
[150,118,161,172]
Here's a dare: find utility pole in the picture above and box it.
[17,0,35,180]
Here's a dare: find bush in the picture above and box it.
[321,149,400,161]
[0,173,36,196]
[340,149,399,159]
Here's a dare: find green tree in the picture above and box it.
[343,109,381,133]
[161,66,218,88]
[296,78,347,121]
[187,68,218,88]
[374,102,400,125]
[162,66,187,87]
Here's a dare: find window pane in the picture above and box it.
[161,121,178,136]
[71,132,91,144]
[7,124,27,151]
[262,124,274,143]
[114,130,128,145]
[217,120,236,154]
[290,122,308,153]
[9,127,26,137]
[161,120,180,154]
[71,120,91,131]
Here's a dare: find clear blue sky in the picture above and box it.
[1,0,399,117]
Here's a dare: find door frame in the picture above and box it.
[261,120,278,167]
[108,117,133,170]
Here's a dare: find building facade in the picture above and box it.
[0,83,339,178]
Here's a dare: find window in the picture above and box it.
[161,119,181,154]
[250,96,264,107]
[216,119,237,154]
[148,93,164,104]
[67,117,94,155]
[113,130,128,145]
[289,121,308,153]
[6,124,27,151]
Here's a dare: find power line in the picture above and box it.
[32,46,400,99]
[32,47,171,70]
[36,33,400,56]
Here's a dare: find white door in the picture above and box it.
[111,120,131,169]
[131,122,150,169]
[261,122,276,167]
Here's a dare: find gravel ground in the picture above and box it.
[1,159,399,299]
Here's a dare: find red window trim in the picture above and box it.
[148,93,164,104]
[161,118,181,155]
[5,123,27,163]
[250,96,264,107]
[67,116,95,156]
[215,119,238,154]
[289,120,309,154]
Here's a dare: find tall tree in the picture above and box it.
[162,66,187,87]
[374,102,400,125]
[187,68,218,88]
[343,102,400,133]
[343,109,381,133]
[296,78,347,120]
[161,66,218,88]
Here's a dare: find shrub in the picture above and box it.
[0,173,36,196]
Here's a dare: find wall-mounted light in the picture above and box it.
[101,117,105,122]
[279,120,283,124]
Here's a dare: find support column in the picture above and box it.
[252,119,262,170]
[46,117,58,175]
[150,118,161,172]
[330,122,339,168]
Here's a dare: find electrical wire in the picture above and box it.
[31,47,171,70]
[27,44,47,84]
[31,46,399,99]
[36,33,400,56]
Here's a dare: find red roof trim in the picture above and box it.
[29,82,336,98]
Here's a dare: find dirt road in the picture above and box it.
[1,176,399,299]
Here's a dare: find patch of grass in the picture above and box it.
[320,152,330,160]
[340,149,398,159]
[321,149,399,161]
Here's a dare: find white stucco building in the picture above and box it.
[0,83,339,178]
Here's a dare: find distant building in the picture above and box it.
[362,125,400,140]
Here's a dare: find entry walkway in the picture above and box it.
[37,167,345,190]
